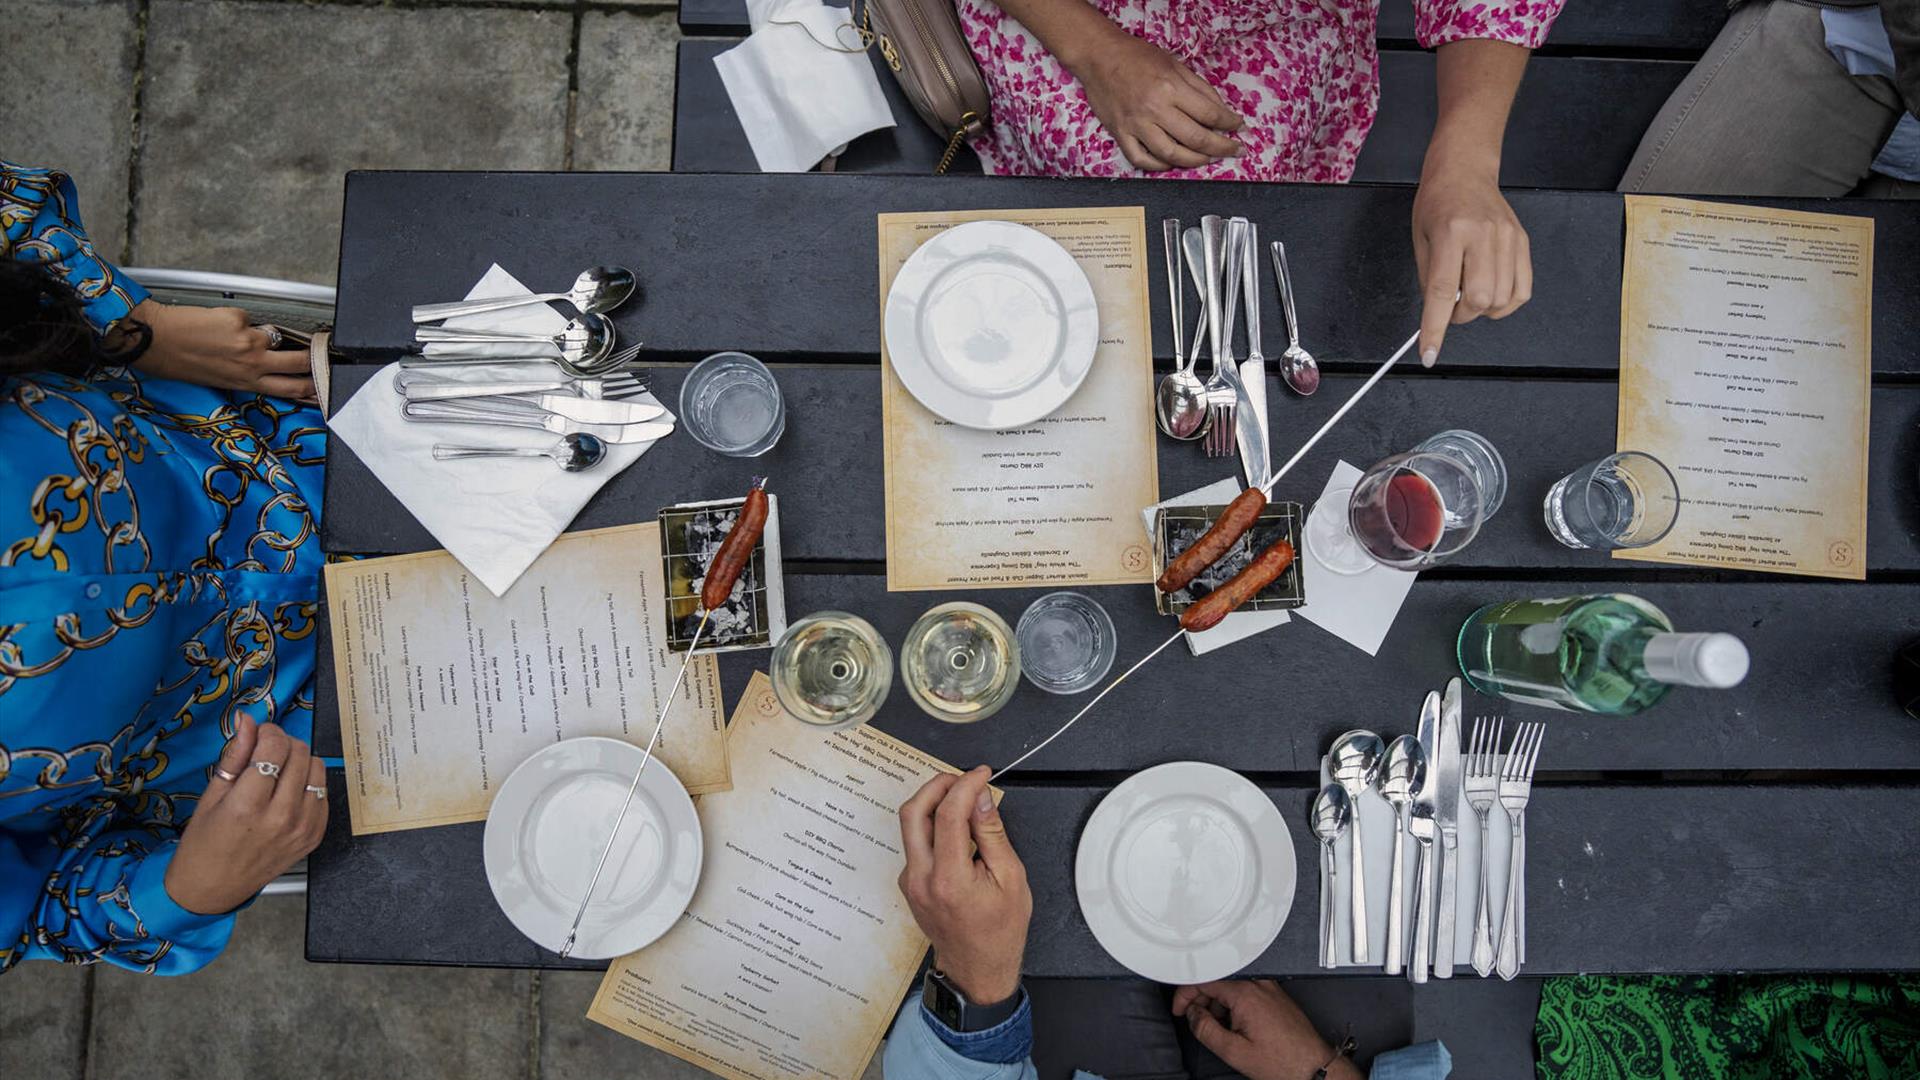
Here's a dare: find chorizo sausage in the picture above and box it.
[1178,539,1295,633]
[1156,486,1268,593]
[702,477,770,610]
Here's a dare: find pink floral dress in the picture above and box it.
[955,0,1563,181]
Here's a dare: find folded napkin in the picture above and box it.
[1293,461,1419,656]
[1140,478,1292,657]
[327,265,671,597]
[715,0,896,172]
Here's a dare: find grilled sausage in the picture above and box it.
[1179,539,1295,633]
[1156,486,1268,593]
[702,477,770,610]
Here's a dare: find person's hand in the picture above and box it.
[897,766,1031,1005]
[1173,980,1361,1080]
[132,299,316,399]
[165,714,329,916]
[1411,160,1532,367]
[1076,28,1244,172]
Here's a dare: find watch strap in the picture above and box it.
[923,969,1024,1033]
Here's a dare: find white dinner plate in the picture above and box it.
[884,220,1100,429]
[483,736,702,960]
[1075,761,1296,984]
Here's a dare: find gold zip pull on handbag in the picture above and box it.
[860,0,991,173]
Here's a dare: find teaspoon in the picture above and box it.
[1311,784,1352,969]
[410,265,639,323]
[1269,242,1321,396]
[1379,734,1427,976]
[432,432,607,471]
[415,313,619,373]
[1329,729,1386,964]
[1156,219,1209,440]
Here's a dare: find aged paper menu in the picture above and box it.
[1617,195,1872,578]
[880,206,1160,591]
[327,523,730,835]
[589,672,975,1080]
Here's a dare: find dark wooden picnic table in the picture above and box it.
[307,172,1920,993]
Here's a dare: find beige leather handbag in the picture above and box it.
[859,0,991,172]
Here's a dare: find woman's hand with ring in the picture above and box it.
[1076,27,1244,172]
[131,300,316,400]
[165,714,329,916]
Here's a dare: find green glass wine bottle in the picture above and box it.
[1456,594,1749,715]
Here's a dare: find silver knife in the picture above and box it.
[1432,678,1464,979]
[1406,691,1440,984]
[403,400,672,445]
[1236,219,1270,489]
[528,395,663,425]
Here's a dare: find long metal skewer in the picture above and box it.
[1257,328,1421,497]
[991,330,1421,781]
[557,609,710,958]
[991,628,1188,781]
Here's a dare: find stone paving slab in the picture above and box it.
[90,896,535,1080]
[135,0,572,284]
[574,10,682,172]
[0,0,140,262]
[0,960,89,1080]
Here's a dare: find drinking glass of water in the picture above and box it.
[680,351,785,457]
[1015,592,1117,695]
[1544,450,1680,550]
[770,611,892,731]
[901,602,1021,723]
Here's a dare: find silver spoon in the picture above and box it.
[1311,784,1352,969]
[1329,730,1386,964]
[410,265,639,323]
[1156,220,1210,440]
[431,432,607,471]
[1269,242,1321,396]
[1379,734,1427,976]
[1181,227,1211,370]
[415,313,619,373]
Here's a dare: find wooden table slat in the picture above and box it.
[320,364,1920,574]
[308,774,1919,974]
[332,173,1920,376]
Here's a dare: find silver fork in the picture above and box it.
[1465,715,1504,977]
[1202,218,1245,458]
[1494,722,1545,981]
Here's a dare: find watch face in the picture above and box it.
[923,971,964,1027]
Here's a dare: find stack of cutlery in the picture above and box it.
[1315,678,1545,981]
[395,360,674,445]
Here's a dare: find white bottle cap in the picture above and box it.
[1643,632,1750,689]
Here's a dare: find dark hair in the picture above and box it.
[0,259,151,378]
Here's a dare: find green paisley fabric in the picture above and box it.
[1536,975,1920,1080]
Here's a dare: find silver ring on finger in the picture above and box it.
[212,766,240,783]
[253,760,282,778]
[256,324,283,348]
[305,785,327,800]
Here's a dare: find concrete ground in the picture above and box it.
[0,1,850,1076]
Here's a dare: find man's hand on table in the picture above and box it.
[1174,980,1362,1080]
[166,714,329,916]
[898,766,1032,1006]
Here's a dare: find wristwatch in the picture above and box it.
[922,969,1024,1033]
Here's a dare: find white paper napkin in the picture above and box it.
[1139,477,1292,657]
[1292,461,1419,656]
[327,266,671,597]
[1319,754,1517,971]
[715,0,896,173]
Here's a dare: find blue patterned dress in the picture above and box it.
[0,164,326,974]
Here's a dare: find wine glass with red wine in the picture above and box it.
[1307,447,1496,574]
